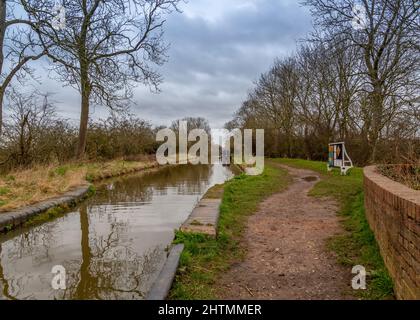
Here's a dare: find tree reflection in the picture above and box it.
[62,205,164,300]
[0,243,16,300]
[0,222,58,300]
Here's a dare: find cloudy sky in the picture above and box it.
[34,0,313,129]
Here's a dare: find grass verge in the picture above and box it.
[0,156,156,212]
[169,164,290,299]
[271,158,394,299]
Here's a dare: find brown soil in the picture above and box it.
[218,165,355,300]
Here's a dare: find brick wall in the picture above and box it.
[364,166,420,300]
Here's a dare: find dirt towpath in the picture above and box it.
[218,165,354,300]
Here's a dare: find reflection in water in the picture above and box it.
[0,164,237,300]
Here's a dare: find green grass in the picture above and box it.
[272,158,394,299]
[169,164,290,299]
[0,187,10,195]
[203,183,224,199]
[49,165,70,178]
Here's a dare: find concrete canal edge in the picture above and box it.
[147,244,185,300]
[180,198,222,237]
[0,185,90,233]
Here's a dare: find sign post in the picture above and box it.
[328,142,353,175]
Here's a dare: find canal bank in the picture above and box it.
[0,160,161,233]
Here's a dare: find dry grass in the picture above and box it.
[378,164,420,190]
[85,155,157,182]
[0,156,157,212]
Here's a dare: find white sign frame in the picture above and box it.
[328,142,353,175]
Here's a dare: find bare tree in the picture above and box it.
[0,0,47,135]
[1,89,55,166]
[228,34,418,164]
[22,0,181,158]
[243,58,300,157]
[170,117,211,136]
[303,0,420,161]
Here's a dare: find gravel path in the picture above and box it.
[218,165,355,300]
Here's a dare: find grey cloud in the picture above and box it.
[133,0,312,128]
[21,0,313,129]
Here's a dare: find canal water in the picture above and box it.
[0,164,238,300]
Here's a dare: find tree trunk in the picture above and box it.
[75,205,93,299]
[368,84,384,163]
[0,0,6,136]
[0,89,4,137]
[77,87,90,159]
[76,56,91,159]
